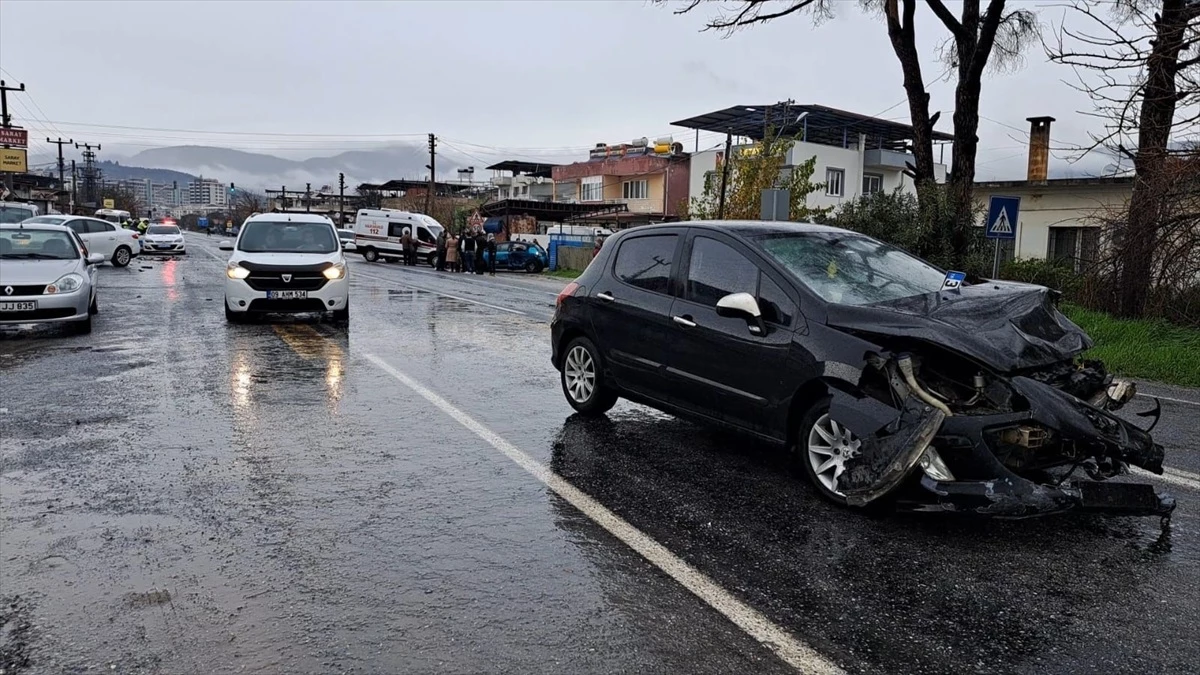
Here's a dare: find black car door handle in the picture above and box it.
[597,292,615,302]
[672,315,697,328]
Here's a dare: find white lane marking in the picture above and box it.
[353,271,529,316]
[363,352,843,675]
[1136,392,1200,407]
[1130,466,1200,492]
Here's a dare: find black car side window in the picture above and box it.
[757,274,795,326]
[686,236,759,307]
[613,234,676,294]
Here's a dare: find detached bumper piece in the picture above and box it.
[912,475,1175,518]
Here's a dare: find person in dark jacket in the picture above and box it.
[401,228,415,266]
[474,232,487,275]
[462,230,477,273]
[486,234,497,276]
[436,231,447,271]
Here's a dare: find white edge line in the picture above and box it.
[362,352,843,675]
[1136,393,1200,407]
[1130,466,1200,492]
[353,271,528,316]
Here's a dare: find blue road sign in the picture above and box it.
[985,196,1019,240]
[197,217,209,229]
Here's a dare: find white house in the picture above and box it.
[673,103,951,216]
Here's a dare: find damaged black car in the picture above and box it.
[551,221,1174,518]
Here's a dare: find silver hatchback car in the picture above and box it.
[0,222,105,334]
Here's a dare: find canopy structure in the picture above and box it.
[485,161,558,178]
[358,179,475,194]
[672,103,954,151]
[477,199,627,223]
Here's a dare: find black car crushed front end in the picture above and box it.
[827,282,1175,519]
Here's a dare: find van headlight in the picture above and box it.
[226,263,251,279]
[323,262,346,280]
[45,273,84,294]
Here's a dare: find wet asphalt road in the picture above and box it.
[1,233,1198,674]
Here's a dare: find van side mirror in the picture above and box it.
[218,240,234,251]
[716,292,766,335]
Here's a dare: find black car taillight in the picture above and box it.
[556,282,579,307]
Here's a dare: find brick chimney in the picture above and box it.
[1026,116,1055,182]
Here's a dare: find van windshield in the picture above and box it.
[238,221,338,254]
[0,206,37,224]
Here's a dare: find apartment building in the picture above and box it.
[551,137,691,226]
[487,161,557,201]
[189,177,228,207]
[672,103,951,216]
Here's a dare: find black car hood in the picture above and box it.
[826,282,1093,372]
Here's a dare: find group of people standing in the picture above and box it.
[434,229,497,275]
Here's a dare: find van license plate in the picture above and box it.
[266,291,307,300]
[0,301,36,312]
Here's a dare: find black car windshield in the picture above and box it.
[238,221,338,253]
[0,228,80,260]
[757,232,949,306]
[148,226,180,235]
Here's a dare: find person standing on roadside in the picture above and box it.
[401,227,414,266]
[436,230,448,271]
[462,230,477,273]
[486,233,497,276]
[445,231,459,273]
[474,231,487,275]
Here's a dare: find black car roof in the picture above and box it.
[617,220,850,238]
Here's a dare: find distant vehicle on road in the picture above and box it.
[352,208,444,266]
[141,224,187,255]
[220,213,349,324]
[337,229,356,252]
[0,202,39,224]
[551,220,1173,519]
[94,208,132,228]
[1,222,104,334]
[483,240,548,273]
[24,215,140,267]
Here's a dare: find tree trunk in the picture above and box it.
[1118,0,1192,317]
[884,0,937,187]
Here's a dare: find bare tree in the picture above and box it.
[1047,0,1200,317]
[98,184,144,216]
[230,189,265,227]
[663,0,1038,269]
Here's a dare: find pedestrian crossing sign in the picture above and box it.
[986,196,1020,240]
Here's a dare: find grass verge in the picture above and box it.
[545,268,582,280]
[1062,304,1200,388]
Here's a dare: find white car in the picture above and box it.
[1,223,104,334]
[23,215,140,267]
[337,229,356,252]
[141,223,187,254]
[220,213,349,324]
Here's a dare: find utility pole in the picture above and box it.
[47,137,73,208]
[338,172,345,225]
[280,185,286,212]
[717,131,733,220]
[426,133,436,214]
[1,79,27,193]
[70,160,77,213]
[305,182,311,213]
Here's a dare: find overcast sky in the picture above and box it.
[0,0,1120,179]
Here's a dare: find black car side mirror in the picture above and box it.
[716,292,766,335]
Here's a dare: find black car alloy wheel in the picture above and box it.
[561,337,617,415]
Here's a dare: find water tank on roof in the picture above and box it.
[631,137,649,147]
[654,136,673,146]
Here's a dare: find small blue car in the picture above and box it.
[484,241,548,273]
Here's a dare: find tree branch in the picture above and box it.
[923,0,962,36]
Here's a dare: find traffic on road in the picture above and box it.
[1,223,1198,674]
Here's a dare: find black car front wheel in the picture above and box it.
[795,396,862,506]
[560,337,618,416]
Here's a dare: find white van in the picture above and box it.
[352,209,445,266]
[0,202,40,224]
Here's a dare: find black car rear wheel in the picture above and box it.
[561,337,617,416]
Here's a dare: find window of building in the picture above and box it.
[862,173,883,196]
[614,234,677,295]
[580,176,603,202]
[1048,226,1100,272]
[622,179,648,200]
[826,168,845,197]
